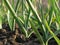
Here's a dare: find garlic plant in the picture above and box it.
[0,0,60,45]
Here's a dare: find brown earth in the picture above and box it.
[0,23,59,45]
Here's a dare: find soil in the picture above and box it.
[0,23,59,45]
[0,23,40,45]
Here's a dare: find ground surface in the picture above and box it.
[0,23,59,45]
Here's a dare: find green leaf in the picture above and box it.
[3,0,28,37]
[48,6,53,25]
[26,0,42,23]
[0,6,5,29]
[44,19,60,45]
[7,0,15,31]
[7,10,14,31]
[0,15,2,29]
[29,19,45,45]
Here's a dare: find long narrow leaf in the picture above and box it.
[29,19,45,45]
[44,19,60,45]
[3,0,28,37]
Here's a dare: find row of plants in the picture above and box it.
[0,0,60,45]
